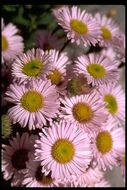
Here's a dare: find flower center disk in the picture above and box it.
[22,59,43,77]
[47,69,62,85]
[11,149,29,170]
[2,35,8,51]
[104,94,118,114]
[101,27,112,40]
[96,131,112,154]
[72,102,92,123]
[87,63,106,78]
[21,91,44,112]
[70,19,88,35]
[51,139,75,164]
[35,166,54,185]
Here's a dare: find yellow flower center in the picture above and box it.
[87,63,106,78]
[51,139,75,164]
[35,166,54,185]
[21,91,44,112]
[47,69,62,85]
[104,94,118,115]
[70,19,88,35]
[72,102,92,123]
[2,35,8,51]
[22,59,43,77]
[96,131,112,154]
[101,27,112,40]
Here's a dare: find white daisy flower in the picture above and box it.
[5,79,60,130]
[75,53,119,86]
[1,18,24,63]
[52,6,101,46]
[34,120,92,180]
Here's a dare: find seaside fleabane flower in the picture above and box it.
[12,48,52,84]
[34,120,92,180]
[97,83,125,125]
[95,13,120,47]
[75,53,119,86]
[22,158,65,187]
[5,79,60,130]
[60,92,108,133]
[2,133,38,187]
[1,18,24,63]
[46,49,70,95]
[88,178,111,187]
[52,6,101,46]
[91,118,125,171]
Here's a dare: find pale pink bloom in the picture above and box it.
[46,49,71,95]
[34,120,92,180]
[1,18,24,63]
[12,48,52,84]
[60,92,108,133]
[112,32,125,63]
[101,47,117,62]
[95,13,120,47]
[22,158,65,187]
[35,30,62,50]
[53,6,101,46]
[91,118,125,171]
[75,53,119,86]
[2,133,37,187]
[97,83,125,126]
[89,178,111,187]
[5,79,60,130]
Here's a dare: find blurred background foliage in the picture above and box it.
[2,5,65,50]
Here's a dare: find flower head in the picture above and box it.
[75,53,119,86]
[35,30,62,50]
[2,133,37,186]
[34,120,92,180]
[91,118,125,171]
[97,83,125,125]
[60,92,108,133]
[1,18,24,63]
[95,13,120,47]
[12,48,52,84]
[53,6,101,46]
[5,79,60,130]
[22,158,65,187]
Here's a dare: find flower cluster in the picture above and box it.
[1,5,125,187]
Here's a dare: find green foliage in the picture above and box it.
[2,5,59,49]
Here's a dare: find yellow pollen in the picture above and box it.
[70,19,88,35]
[51,139,75,164]
[72,102,92,123]
[21,91,44,112]
[96,131,112,154]
[47,69,62,85]
[104,94,118,115]
[87,63,106,78]
[101,27,112,40]
[2,35,8,51]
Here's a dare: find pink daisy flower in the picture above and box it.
[22,158,65,187]
[5,79,60,130]
[12,48,52,84]
[46,49,71,95]
[101,47,117,62]
[89,178,111,187]
[97,83,125,126]
[35,30,62,50]
[1,18,24,63]
[60,92,108,133]
[95,13,120,47]
[2,132,37,187]
[91,118,125,171]
[52,6,101,46]
[34,120,92,180]
[75,53,119,86]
